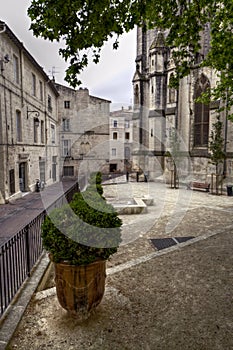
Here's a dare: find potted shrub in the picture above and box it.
[41,172,122,318]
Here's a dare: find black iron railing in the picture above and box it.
[0,181,80,319]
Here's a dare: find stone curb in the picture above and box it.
[34,223,233,303]
[0,253,50,350]
[1,221,233,350]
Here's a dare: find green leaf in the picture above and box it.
[27,0,233,118]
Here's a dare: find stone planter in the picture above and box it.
[54,259,106,318]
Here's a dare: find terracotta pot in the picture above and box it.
[54,259,106,318]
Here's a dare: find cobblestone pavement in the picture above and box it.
[4,180,233,350]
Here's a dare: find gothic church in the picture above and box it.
[132,26,233,186]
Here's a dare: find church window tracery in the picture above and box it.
[194,74,210,147]
[168,73,176,103]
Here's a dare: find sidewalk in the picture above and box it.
[2,181,233,349]
[0,180,77,245]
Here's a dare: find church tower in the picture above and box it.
[132,25,233,186]
[132,28,168,177]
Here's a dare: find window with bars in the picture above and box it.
[194,74,210,147]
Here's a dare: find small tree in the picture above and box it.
[209,115,225,194]
[166,128,181,189]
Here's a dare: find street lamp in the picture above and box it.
[27,107,40,124]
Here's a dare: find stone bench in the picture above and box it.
[188,181,210,192]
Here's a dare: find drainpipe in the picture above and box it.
[0,22,7,201]
[0,25,9,155]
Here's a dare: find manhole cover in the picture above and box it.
[150,236,194,250]
[150,238,177,250]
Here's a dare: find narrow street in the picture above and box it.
[0,181,77,245]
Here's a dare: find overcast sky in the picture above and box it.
[1,0,136,110]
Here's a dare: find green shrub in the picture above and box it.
[88,171,102,185]
[88,171,103,196]
[41,175,122,265]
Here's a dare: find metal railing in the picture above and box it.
[0,181,80,319]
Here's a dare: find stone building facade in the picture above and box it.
[55,83,111,182]
[0,21,59,204]
[132,27,233,185]
[0,22,111,204]
[109,107,133,173]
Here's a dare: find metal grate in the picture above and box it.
[150,236,194,251]
[150,238,177,250]
[174,236,194,243]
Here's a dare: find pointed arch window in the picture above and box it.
[134,84,139,106]
[168,73,176,103]
[194,74,210,147]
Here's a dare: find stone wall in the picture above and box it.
[132,26,233,186]
[55,84,110,180]
[0,23,59,202]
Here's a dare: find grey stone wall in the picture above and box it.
[0,25,59,202]
[55,84,110,180]
[132,26,233,186]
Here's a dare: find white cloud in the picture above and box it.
[1,0,136,110]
